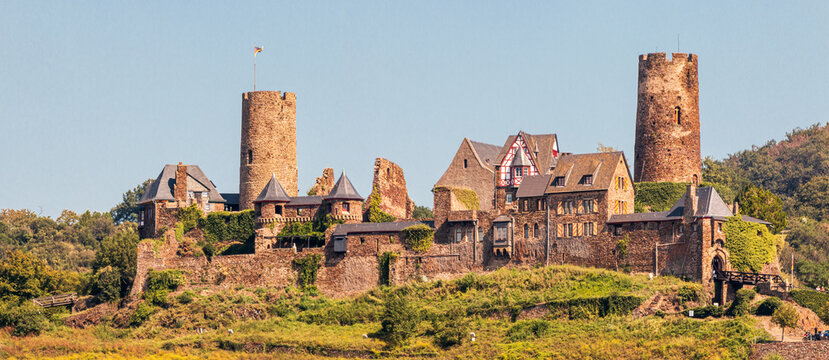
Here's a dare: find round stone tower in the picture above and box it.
[239,91,298,210]
[634,53,701,184]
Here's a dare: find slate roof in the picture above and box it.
[139,164,226,204]
[544,152,628,194]
[469,140,501,168]
[608,186,771,225]
[287,196,325,207]
[515,174,551,198]
[325,172,363,201]
[254,174,291,203]
[496,132,559,174]
[332,221,432,236]
[220,193,239,206]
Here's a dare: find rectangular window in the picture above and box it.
[552,176,565,187]
[463,159,468,168]
[494,225,509,243]
[506,193,513,204]
[717,223,723,232]
[456,228,463,243]
[583,199,595,213]
[342,202,350,212]
[564,223,574,237]
[563,200,576,214]
[584,222,594,236]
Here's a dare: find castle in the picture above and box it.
[132,53,777,303]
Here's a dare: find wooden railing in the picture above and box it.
[714,271,786,287]
[32,293,78,308]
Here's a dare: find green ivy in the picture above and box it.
[634,182,687,212]
[279,214,341,240]
[177,205,203,233]
[402,224,434,253]
[379,251,399,285]
[293,254,322,288]
[143,269,184,307]
[723,216,778,272]
[198,210,255,244]
[366,185,395,223]
[450,188,479,210]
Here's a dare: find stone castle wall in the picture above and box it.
[239,91,298,210]
[634,53,701,183]
[309,168,335,196]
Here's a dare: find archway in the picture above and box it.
[712,255,725,305]
[712,255,724,274]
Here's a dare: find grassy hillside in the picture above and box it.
[0,265,772,359]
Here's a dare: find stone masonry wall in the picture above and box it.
[239,91,298,210]
[364,158,414,219]
[634,53,701,183]
[435,139,496,211]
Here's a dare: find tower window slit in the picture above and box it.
[248,150,253,164]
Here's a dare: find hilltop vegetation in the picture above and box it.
[1,265,775,359]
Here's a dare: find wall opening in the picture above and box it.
[463,159,468,168]
[248,149,253,164]
[674,106,681,125]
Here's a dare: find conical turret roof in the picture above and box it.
[326,172,363,201]
[253,173,291,203]
[512,147,531,166]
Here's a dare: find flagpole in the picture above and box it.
[254,52,257,91]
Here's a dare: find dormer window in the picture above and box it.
[581,175,593,185]
[552,176,565,187]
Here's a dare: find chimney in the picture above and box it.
[733,201,739,215]
[175,162,187,204]
[683,183,697,222]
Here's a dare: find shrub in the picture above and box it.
[131,301,155,326]
[726,289,756,316]
[177,205,203,233]
[143,269,184,307]
[790,289,829,324]
[0,301,49,336]
[688,305,725,318]
[677,285,701,304]
[430,308,469,348]
[402,224,434,253]
[293,254,322,288]
[378,295,419,347]
[755,297,783,316]
[177,290,195,304]
[506,319,553,341]
[547,295,643,320]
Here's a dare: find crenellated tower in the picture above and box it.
[239,91,298,210]
[634,53,701,184]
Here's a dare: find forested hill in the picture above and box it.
[702,123,829,288]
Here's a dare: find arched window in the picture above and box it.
[524,224,529,238]
[533,224,539,238]
[674,106,681,124]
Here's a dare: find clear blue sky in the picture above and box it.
[1,1,827,218]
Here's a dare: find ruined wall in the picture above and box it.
[634,53,701,183]
[308,168,335,196]
[364,158,414,219]
[239,91,298,210]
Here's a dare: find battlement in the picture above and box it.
[639,52,697,63]
[242,91,296,102]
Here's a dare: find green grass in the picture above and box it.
[0,265,772,359]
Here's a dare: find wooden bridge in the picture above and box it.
[31,293,78,308]
[714,270,787,287]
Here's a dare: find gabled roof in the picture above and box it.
[469,140,501,168]
[332,220,432,236]
[221,193,239,206]
[543,152,628,194]
[516,174,551,198]
[139,164,226,204]
[496,132,559,174]
[254,173,291,203]
[326,172,363,201]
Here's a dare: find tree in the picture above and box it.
[412,205,434,219]
[771,304,799,341]
[736,184,787,234]
[92,224,139,298]
[796,176,829,221]
[111,179,154,224]
[379,295,419,347]
[0,250,60,301]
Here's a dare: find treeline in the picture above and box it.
[705,123,829,288]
